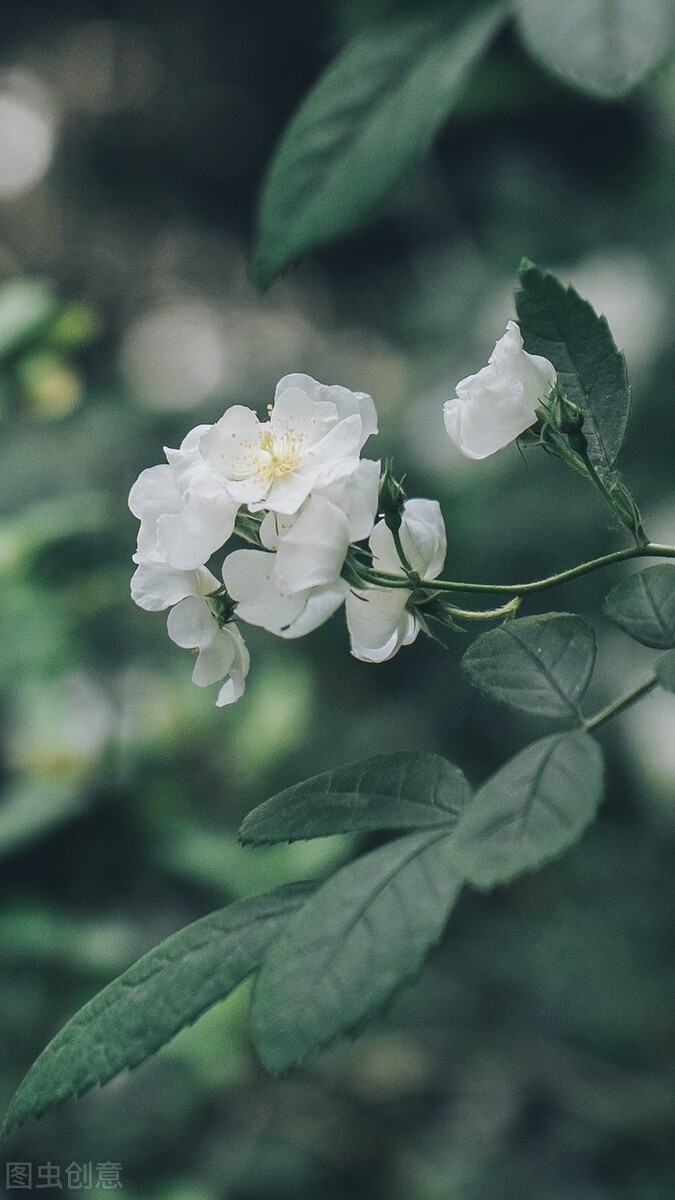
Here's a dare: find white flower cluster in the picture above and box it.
[130,373,447,704]
[129,326,555,707]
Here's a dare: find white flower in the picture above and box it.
[223,494,353,638]
[199,373,377,516]
[130,559,220,612]
[129,523,249,706]
[346,499,446,663]
[167,596,249,706]
[129,428,238,572]
[223,460,380,639]
[443,321,556,460]
[223,548,349,640]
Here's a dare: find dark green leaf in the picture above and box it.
[255,0,505,286]
[1,884,313,1139]
[239,752,470,845]
[516,261,631,478]
[515,0,675,99]
[451,731,604,887]
[655,649,675,694]
[461,613,596,721]
[251,832,462,1073]
[604,565,675,649]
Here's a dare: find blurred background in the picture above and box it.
[0,1,674,1197]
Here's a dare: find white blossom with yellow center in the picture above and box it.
[199,373,377,515]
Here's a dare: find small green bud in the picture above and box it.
[379,458,406,536]
[534,384,590,467]
[550,386,584,435]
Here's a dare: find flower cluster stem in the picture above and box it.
[356,542,675,598]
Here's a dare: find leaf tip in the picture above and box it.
[516,256,539,281]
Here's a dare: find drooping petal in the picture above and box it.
[368,519,403,575]
[274,494,351,594]
[167,596,236,687]
[131,562,218,612]
[216,625,250,705]
[223,549,306,632]
[345,586,412,662]
[368,498,446,580]
[277,580,349,639]
[399,499,447,579]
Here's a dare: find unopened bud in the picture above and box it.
[379,459,406,535]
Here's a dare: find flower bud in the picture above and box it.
[378,458,406,536]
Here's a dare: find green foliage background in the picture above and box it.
[0,0,674,1196]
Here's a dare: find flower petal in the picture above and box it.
[320,458,380,543]
[274,494,351,594]
[131,562,218,612]
[223,549,305,632]
[167,596,237,687]
[399,498,447,579]
[278,581,349,639]
[345,586,411,662]
[128,465,181,560]
[200,406,264,488]
[277,373,378,443]
[157,495,238,570]
[216,626,250,705]
[444,322,556,459]
[271,383,336,440]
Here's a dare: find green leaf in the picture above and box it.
[604,565,675,649]
[1,884,313,1139]
[515,0,675,99]
[461,613,596,721]
[655,648,675,693]
[239,752,470,845]
[516,261,631,479]
[254,0,505,286]
[451,731,604,888]
[251,831,462,1073]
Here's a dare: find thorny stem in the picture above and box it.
[584,676,659,732]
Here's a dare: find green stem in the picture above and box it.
[391,526,413,574]
[356,543,675,597]
[581,456,648,547]
[442,596,521,623]
[584,676,658,732]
